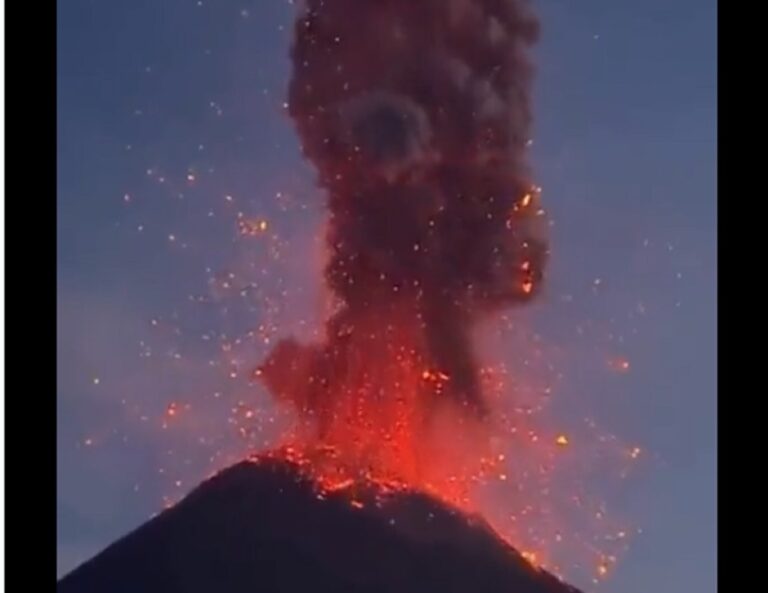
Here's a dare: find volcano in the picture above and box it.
[58,456,582,593]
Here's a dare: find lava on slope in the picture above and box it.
[58,456,583,593]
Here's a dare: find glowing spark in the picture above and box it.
[239,218,270,236]
[609,356,632,373]
[421,369,450,385]
[555,435,569,447]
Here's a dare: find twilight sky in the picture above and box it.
[57,1,716,591]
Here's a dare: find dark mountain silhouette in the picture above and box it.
[58,457,582,593]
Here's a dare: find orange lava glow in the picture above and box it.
[245,321,639,588]
[259,308,504,507]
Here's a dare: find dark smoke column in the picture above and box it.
[261,0,548,466]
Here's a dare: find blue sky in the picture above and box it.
[57,1,716,590]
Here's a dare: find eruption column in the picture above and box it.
[260,0,548,478]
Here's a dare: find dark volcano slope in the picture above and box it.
[58,458,581,593]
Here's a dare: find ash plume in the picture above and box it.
[260,0,548,454]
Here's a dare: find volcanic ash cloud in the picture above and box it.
[260,0,548,476]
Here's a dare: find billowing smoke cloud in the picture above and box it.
[260,0,547,459]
